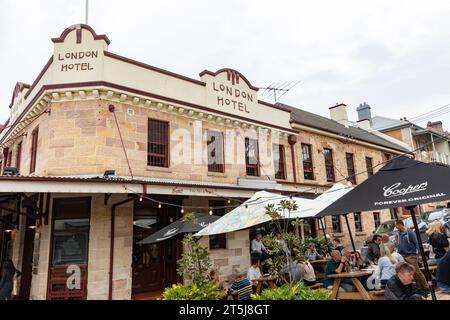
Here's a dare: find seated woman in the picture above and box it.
[230,267,253,300]
[305,243,323,261]
[378,244,400,289]
[210,269,229,299]
[247,257,262,293]
[300,260,316,286]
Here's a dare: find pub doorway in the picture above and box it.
[132,197,182,296]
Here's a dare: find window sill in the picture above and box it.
[146,166,172,173]
[245,175,263,179]
[207,171,227,178]
[355,232,366,236]
[332,233,345,238]
[209,247,228,251]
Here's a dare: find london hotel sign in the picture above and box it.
[202,69,259,116]
[57,50,98,72]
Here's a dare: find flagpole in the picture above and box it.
[85,0,89,24]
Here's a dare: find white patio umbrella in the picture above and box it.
[195,191,314,236]
[289,183,354,219]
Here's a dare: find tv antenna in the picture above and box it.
[259,80,301,103]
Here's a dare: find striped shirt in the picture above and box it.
[231,278,253,300]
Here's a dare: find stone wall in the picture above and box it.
[184,196,251,281]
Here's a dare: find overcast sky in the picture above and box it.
[2,0,450,128]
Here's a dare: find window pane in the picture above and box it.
[301,144,314,180]
[245,138,259,176]
[346,153,356,185]
[332,215,341,233]
[53,218,89,265]
[273,144,286,180]
[354,213,362,232]
[148,119,169,167]
[366,157,374,177]
[324,148,335,182]
[207,130,224,173]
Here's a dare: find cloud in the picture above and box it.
[1,0,450,128]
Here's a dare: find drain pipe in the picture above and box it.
[108,196,136,300]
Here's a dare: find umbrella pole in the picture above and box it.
[318,218,331,255]
[407,206,437,301]
[344,214,356,252]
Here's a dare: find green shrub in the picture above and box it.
[301,236,330,257]
[163,281,225,300]
[251,283,331,300]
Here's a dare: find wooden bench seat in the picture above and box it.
[306,283,324,289]
[371,289,385,296]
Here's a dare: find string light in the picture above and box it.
[227,199,231,204]
[158,203,162,209]
[181,208,184,214]
[139,195,143,202]
[209,209,213,215]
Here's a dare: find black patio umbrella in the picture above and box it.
[138,213,220,244]
[316,155,450,300]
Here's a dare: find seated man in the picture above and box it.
[230,267,253,300]
[324,250,353,292]
[437,249,450,293]
[332,238,345,253]
[306,243,323,261]
[251,233,266,261]
[384,262,427,300]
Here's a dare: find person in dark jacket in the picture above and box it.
[426,221,449,262]
[395,220,428,290]
[0,259,21,300]
[367,234,381,264]
[437,250,450,293]
[384,262,427,300]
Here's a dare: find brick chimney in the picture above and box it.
[356,102,372,123]
[427,121,444,134]
[329,103,349,127]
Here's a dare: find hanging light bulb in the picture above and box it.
[181,208,184,214]
[227,199,231,204]
[209,208,213,215]
[139,195,143,202]
[158,203,162,209]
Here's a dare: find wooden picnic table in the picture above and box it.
[310,259,328,279]
[255,276,278,294]
[328,270,374,300]
[309,259,328,265]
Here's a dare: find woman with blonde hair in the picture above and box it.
[386,242,404,264]
[427,221,449,263]
[378,244,400,288]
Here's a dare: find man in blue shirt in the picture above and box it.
[324,250,353,292]
[395,220,428,290]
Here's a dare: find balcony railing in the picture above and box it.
[417,151,450,166]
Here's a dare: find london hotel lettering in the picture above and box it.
[58,50,98,72]
[213,82,252,113]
